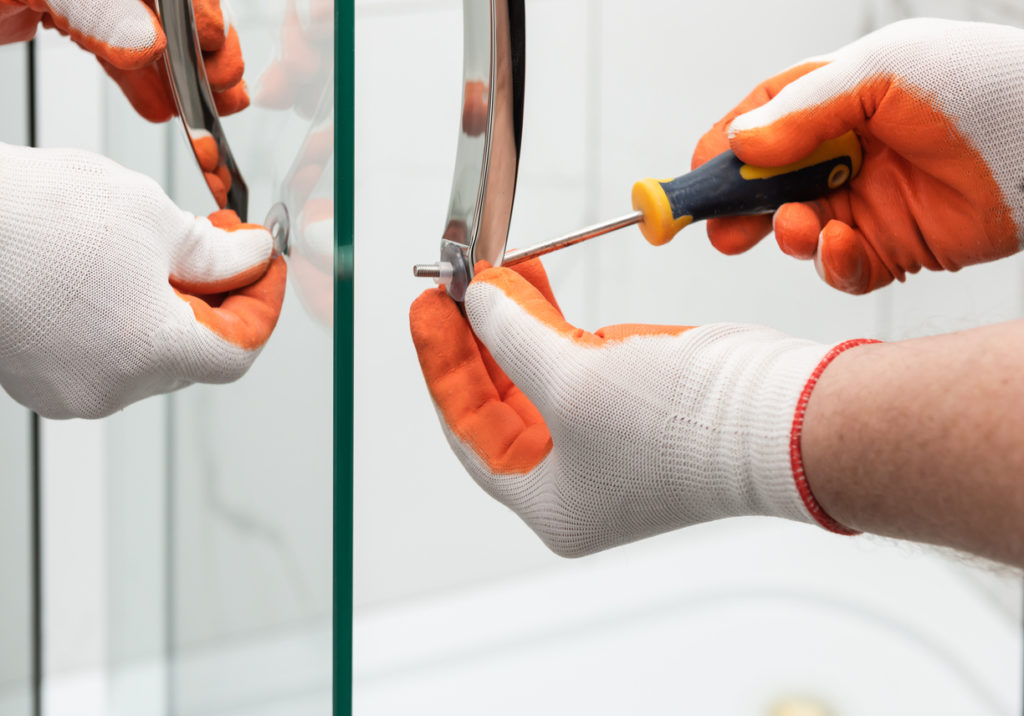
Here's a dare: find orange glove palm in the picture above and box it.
[694,18,1024,294]
[0,0,247,122]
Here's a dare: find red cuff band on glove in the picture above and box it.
[790,338,880,535]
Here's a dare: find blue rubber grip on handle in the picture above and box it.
[631,131,862,246]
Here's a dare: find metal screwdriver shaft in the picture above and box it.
[412,210,643,279]
[501,210,643,266]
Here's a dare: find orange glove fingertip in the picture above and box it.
[194,0,227,52]
[203,171,229,208]
[773,202,824,260]
[816,219,898,295]
[204,25,245,91]
[100,59,175,122]
[213,81,250,116]
[706,215,773,255]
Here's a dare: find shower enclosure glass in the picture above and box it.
[2,0,1022,714]
[351,1,1023,714]
[19,0,334,712]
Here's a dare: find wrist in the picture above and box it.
[789,339,879,534]
[672,324,876,531]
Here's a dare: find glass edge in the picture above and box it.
[333,0,355,713]
[28,38,42,716]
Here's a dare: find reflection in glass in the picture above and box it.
[154,0,249,217]
[163,0,335,713]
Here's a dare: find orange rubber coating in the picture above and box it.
[693,62,1018,293]
[692,61,828,255]
[175,255,285,350]
[171,209,284,349]
[410,260,693,474]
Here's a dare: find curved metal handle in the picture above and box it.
[415,0,525,301]
[153,0,249,220]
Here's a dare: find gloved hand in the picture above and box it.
[410,261,871,557]
[254,0,332,116]
[0,142,285,419]
[0,0,248,121]
[693,18,1024,294]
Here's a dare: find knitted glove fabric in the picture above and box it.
[411,261,868,557]
[693,18,1024,294]
[0,0,247,121]
[0,143,285,419]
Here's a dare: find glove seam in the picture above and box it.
[789,338,880,535]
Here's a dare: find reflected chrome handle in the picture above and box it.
[153,0,249,220]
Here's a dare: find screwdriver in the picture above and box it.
[499,130,862,266]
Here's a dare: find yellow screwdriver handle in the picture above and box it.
[631,131,863,246]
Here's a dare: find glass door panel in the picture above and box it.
[161,1,335,713]
[97,0,335,712]
[351,1,1022,713]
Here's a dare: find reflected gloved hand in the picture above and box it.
[254,0,332,115]
[0,143,286,419]
[0,0,248,121]
[411,260,871,557]
[693,18,1024,294]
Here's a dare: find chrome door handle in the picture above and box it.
[153,0,249,220]
[412,0,526,301]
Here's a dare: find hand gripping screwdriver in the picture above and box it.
[499,130,862,265]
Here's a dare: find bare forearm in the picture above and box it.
[802,320,1024,567]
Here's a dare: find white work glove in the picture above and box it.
[0,143,286,419]
[0,0,248,122]
[411,261,872,557]
[693,17,1024,293]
